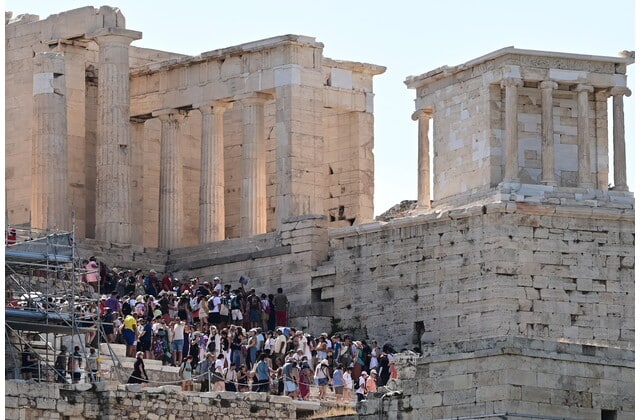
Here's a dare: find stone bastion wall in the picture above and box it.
[5,381,296,420]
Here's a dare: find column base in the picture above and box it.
[611,185,629,192]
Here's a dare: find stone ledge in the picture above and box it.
[418,336,634,367]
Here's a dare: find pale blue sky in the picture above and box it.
[5,0,636,215]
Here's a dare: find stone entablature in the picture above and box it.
[405,47,633,209]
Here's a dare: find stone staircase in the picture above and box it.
[98,343,180,385]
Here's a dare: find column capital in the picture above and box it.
[152,108,187,121]
[610,86,632,97]
[234,92,273,104]
[501,77,523,89]
[87,27,142,45]
[539,80,558,90]
[196,100,234,115]
[411,108,433,121]
[572,84,594,93]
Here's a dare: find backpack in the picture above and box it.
[207,297,215,311]
[230,295,240,310]
[190,297,199,311]
[250,295,261,310]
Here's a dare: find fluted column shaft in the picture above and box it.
[610,86,631,191]
[574,84,594,188]
[91,28,140,243]
[32,52,68,231]
[412,109,433,209]
[239,93,270,237]
[198,101,232,243]
[154,109,186,249]
[502,78,523,182]
[540,81,558,186]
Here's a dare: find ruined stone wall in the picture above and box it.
[5,381,296,420]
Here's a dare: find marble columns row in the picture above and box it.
[151,93,271,249]
[499,78,630,189]
[412,79,631,206]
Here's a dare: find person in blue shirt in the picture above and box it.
[254,353,271,392]
[333,363,345,403]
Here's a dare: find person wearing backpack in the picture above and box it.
[179,355,194,391]
[245,289,262,329]
[229,290,244,326]
[54,345,68,383]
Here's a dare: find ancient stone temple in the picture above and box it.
[5,6,384,247]
[405,47,633,210]
[5,5,634,420]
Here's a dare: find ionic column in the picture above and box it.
[32,52,68,231]
[90,28,141,243]
[539,81,558,186]
[412,109,433,209]
[197,101,232,243]
[153,109,186,249]
[238,93,271,237]
[610,86,631,191]
[501,78,523,182]
[573,84,594,188]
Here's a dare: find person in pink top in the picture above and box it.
[85,257,100,293]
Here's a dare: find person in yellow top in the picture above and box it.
[123,314,138,357]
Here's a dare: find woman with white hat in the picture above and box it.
[314,359,330,400]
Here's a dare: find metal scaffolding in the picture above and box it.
[4,223,125,383]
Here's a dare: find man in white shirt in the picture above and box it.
[273,329,287,364]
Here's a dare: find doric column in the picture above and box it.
[90,28,141,243]
[573,84,594,188]
[539,81,558,186]
[32,52,68,231]
[610,86,631,191]
[412,109,433,209]
[238,93,271,237]
[153,109,186,249]
[197,101,232,243]
[130,118,147,245]
[501,77,523,182]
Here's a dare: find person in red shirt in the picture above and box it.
[6,228,17,245]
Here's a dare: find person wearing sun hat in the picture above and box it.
[366,369,378,393]
[356,371,368,401]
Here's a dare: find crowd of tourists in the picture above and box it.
[21,257,399,402]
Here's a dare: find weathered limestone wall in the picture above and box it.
[327,200,634,351]
[5,381,296,420]
[368,338,633,420]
